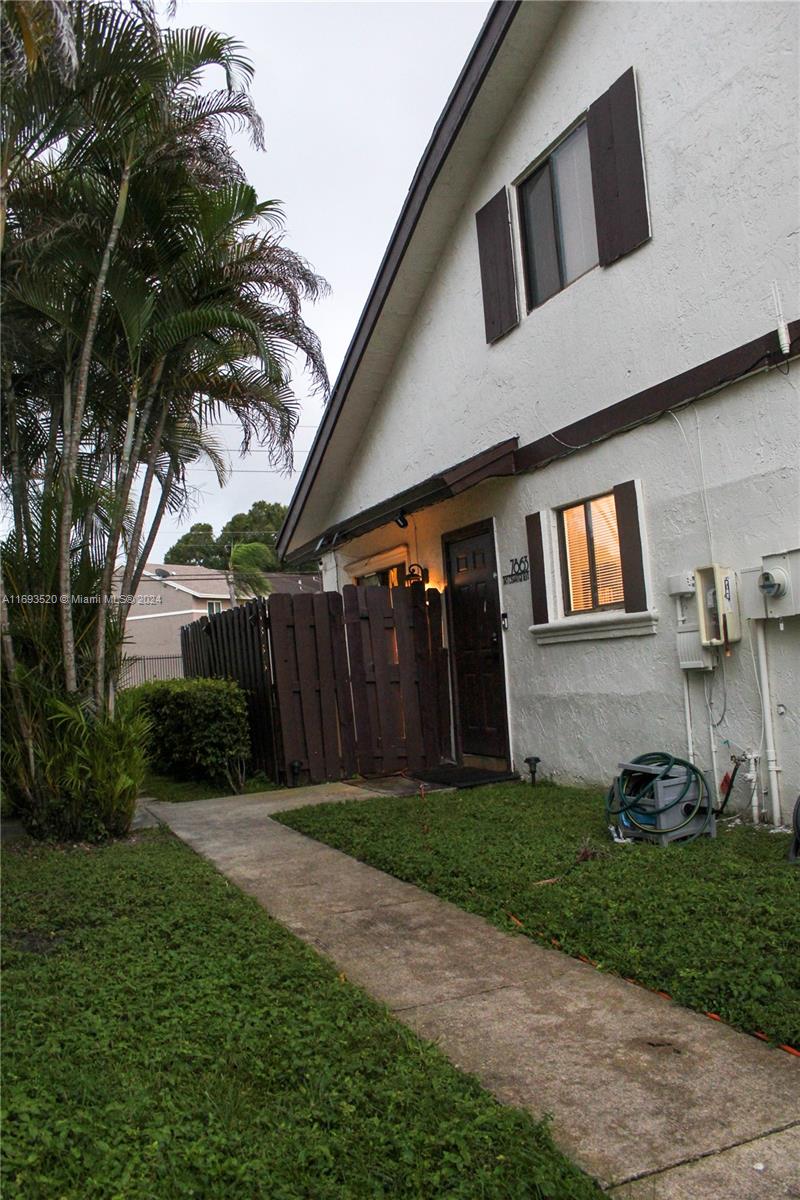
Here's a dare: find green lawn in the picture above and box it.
[276,782,800,1048]
[1,830,600,1200]
[141,770,277,803]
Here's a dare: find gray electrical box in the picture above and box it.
[615,761,716,846]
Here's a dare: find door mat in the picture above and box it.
[349,775,450,797]
[412,765,519,789]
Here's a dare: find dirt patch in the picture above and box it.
[4,928,66,955]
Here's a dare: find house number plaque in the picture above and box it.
[502,556,529,585]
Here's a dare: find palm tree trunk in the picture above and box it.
[119,402,168,599]
[124,461,175,629]
[93,381,156,709]
[0,558,35,797]
[5,382,30,576]
[59,162,131,696]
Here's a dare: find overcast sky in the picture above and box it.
[149,0,491,559]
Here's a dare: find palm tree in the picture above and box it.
[1,1,78,82]
[1,0,328,832]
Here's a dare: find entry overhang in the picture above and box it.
[283,436,518,565]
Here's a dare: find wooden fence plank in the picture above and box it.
[268,592,306,780]
[365,586,404,773]
[392,586,425,771]
[329,592,357,777]
[290,595,326,784]
[343,585,376,776]
[426,588,452,761]
[311,593,342,779]
[409,584,438,768]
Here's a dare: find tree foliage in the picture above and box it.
[1,0,328,836]
[164,499,319,578]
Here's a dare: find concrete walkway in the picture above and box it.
[148,784,800,1198]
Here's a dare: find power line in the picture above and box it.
[188,468,297,473]
[209,423,319,430]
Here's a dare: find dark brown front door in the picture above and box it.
[444,522,509,761]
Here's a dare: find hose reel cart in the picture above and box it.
[607,753,715,846]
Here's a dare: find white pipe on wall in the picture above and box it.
[706,711,720,806]
[682,673,695,764]
[675,596,696,765]
[753,619,783,825]
[745,753,761,825]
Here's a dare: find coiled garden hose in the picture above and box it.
[606,752,713,843]
[789,795,800,864]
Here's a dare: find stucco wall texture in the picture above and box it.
[315,2,799,821]
[326,0,798,524]
[325,369,799,822]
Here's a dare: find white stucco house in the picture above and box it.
[278,1,799,822]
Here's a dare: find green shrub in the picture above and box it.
[127,677,250,790]
[2,696,150,842]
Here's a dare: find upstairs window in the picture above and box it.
[558,492,624,614]
[207,600,222,616]
[518,122,599,311]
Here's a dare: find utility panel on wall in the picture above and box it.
[694,565,741,648]
[759,550,800,619]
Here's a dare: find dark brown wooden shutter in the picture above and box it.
[475,188,518,344]
[613,480,647,612]
[587,68,650,266]
[525,512,549,625]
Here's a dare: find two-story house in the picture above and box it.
[278,1,799,822]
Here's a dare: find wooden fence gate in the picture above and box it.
[180,599,277,777]
[181,584,451,786]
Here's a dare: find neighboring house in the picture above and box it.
[278,2,799,822]
[122,564,323,667]
[123,564,234,664]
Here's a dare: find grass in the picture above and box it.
[1,829,601,1200]
[141,769,276,803]
[276,782,800,1048]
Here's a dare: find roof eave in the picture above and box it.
[277,0,526,561]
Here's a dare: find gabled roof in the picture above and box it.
[278,0,565,563]
[141,563,231,600]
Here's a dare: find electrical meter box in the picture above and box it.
[694,565,741,647]
[758,550,800,619]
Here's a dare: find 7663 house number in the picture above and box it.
[502,556,529,585]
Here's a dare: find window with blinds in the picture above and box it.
[559,493,625,614]
[517,121,599,311]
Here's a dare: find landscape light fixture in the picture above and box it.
[395,511,409,528]
[524,755,541,786]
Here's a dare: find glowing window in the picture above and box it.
[559,493,624,614]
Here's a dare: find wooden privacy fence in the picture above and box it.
[181,584,451,785]
[181,599,277,777]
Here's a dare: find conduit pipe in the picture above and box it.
[753,619,783,825]
[744,752,761,825]
[682,673,695,764]
[706,710,720,808]
[674,596,696,765]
